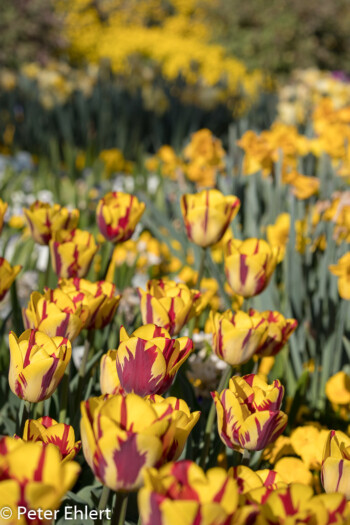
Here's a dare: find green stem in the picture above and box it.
[241,449,251,466]
[75,332,94,412]
[195,248,207,290]
[199,364,232,469]
[102,243,116,281]
[95,485,111,525]
[33,401,44,419]
[17,400,32,436]
[10,280,24,334]
[59,361,71,423]
[111,492,128,525]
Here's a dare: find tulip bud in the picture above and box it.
[248,309,298,357]
[49,229,98,279]
[9,329,71,402]
[321,430,350,500]
[180,189,240,248]
[0,257,21,301]
[100,350,123,395]
[23,200,79,245]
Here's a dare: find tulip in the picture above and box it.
[80,393,177,491]
[0,437,80,524]
[96,191,145,243]
[224,238,280,298]
[248,309,297,357]
[9,329,71,402]
[23,289,88,341]
[212,374,287,451]
[138,279,203,335]
[115,324,193,396]
[58,277,121,330]
[100,350,124,395]
[49,228,98,278]
[209,309,268,366]
[180,189,240,248]
[0,257,21,301]
[147,395,200,461]
[21,416,81,462]
[229,465,285,495]
[138,460,258,525]
[23,200,79,245]
[0,197,8,234]
[321,430,350,499]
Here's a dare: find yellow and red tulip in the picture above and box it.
[21,416,81,462]
[0,257,21,301]
[248,309,298,357]
[23,289,88,341]
[209,309,268,366]
[115,324,193,396]
[58,277,121,330]
[100,350,124,395]
[0,197,8,234]
[138,279,203,335]
[80,393,176,491]
[180,189,240,248]
[147,395,200,461]
[212,374,287,451]
[23,200,79,245]
[224,238,280,298]
[96,191,145,243]
[138,460,259,525]
[49,228,98,279]
[9,329,71,402]
[0,437,80,525]
[321,430,350,500]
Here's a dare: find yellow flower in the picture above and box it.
[23,201,79,245]
[321,430,350,500]
[274,457,313,486]
[49,228,98,278]
[0,257,21,301]
[0,198,8,234]
[329,252,350,299]
[326,371,350,405]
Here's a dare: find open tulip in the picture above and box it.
[138,279,203,335]
[212,374,287,451]
[0,437,80,524]
[49,228,98,278]
[23,289,88,341]
[248,309,298,357]
[23,200,79,245]
[9,329,71,402]
[138,460,258,525]
[58,278,121,330]
[115,324,193,396]
[21,416,81,462]
[80,393,177,491]
[209,309,268,366]
[321,430,350,500]
[0,197,8,234]
[224,238,280,298]
[0,257,21,301]
[180,189,240,248]
[96,191,145,243]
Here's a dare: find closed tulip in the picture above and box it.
[115,324,193,396]
[58,278,121,330]
[138,460,258,525]
[321,430,350,500]
[0,437,80,524]
[248,309,298,357]
[209,309,268,366]
[9,329,71,402]
[224,238,280,298]
[138,279,203,335]
[180,189,240,248]
[21,416,81,462]
[0,257,21,301]
[80,393,177,491]
[96,191,145,243]
[23,289,88,341]
[23,200,79,245]
[0,197,8,234]
[100,349,123,395]
[212,374,288,451]
[49,229,98,278]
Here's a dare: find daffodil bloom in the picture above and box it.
[96,191,145,243]
[115,324,193,396]
[180,189,240,248]
[0,437,80,524]
[329,252,350,299]
[49,228,98,278]
[0,257,21,301]
[224,238,279,298]
[213,374,287,451]
[21,416,81,462]
[9,329,71,402]
[23,200,79,245]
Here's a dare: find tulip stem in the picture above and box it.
[111,492,128,525]
[95,486,111,525]
[195,248,207,290]
[59,361,71,423]
[102,243,116,282]
[75,332,94,414]
[199,364,232,469]
[18,400,32,436]
[241,449,251,466]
